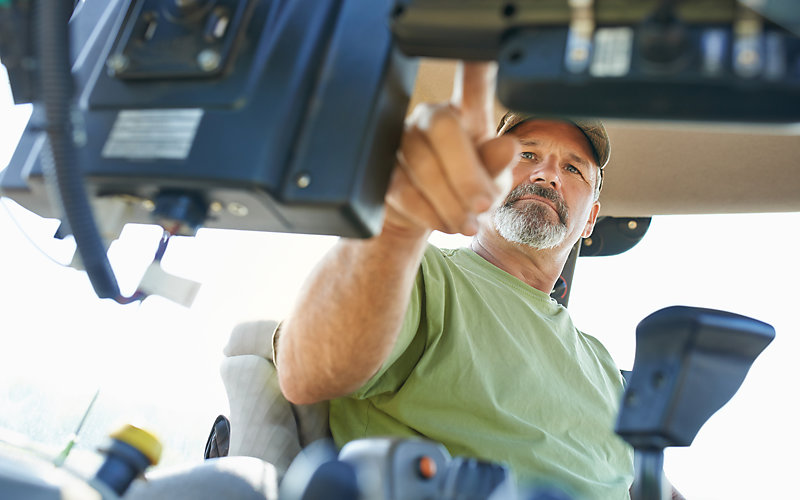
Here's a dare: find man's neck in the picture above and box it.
[469,225,571,295]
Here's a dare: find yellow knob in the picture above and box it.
[109,424,162,466]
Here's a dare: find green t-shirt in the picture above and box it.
[330,246,634,498]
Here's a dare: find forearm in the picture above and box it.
[276,226,430,405]
[277,62,516,405]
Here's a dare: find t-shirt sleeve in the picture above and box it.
[349,247,436,399]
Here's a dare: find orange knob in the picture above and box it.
[418,455,437,479]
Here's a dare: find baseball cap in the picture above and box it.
[496,111,610,190]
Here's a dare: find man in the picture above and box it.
[274,63,634,498]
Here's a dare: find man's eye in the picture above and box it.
[521,152,537,161]
[566,164,581,175]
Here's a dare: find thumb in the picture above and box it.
[478,134,519,179]
[478,134,519,201]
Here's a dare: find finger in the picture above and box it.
[478,134,520,204]
[385,165,461,235]
[423,107,500,213]
[399,128,478,234]
[450,61,497,143]
[478,134,520,179]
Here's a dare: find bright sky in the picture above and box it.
[1,65,798,499]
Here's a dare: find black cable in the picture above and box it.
[37,0,121,300]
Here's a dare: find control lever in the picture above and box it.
[615,306,775,500]
[279,440,359,500]
[280,437,521,500]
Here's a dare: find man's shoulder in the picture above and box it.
[420,244,454,268]
[420,245,482,276]
[422,244,478,263]
[423,243,459,257]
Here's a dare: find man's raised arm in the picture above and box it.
[276,63,519,405]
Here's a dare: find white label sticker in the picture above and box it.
[590,27,634,77]
[701,29,728,76]
[102,109,204,160]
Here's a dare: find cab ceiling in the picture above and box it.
[409,59,800,217]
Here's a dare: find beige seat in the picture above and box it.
[220,320,331,477]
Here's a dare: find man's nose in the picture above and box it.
[528,157,561,190]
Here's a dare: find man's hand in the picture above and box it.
[383,62,520,240]
[277,62,519,405]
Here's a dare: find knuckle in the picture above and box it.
[406,103,458,134]
[400,138,440,184]
[405,102,438,127]
[426,106,460,133]
[452,171,488,199]
[399,125,424,152]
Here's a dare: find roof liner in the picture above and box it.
[409,59,800,217]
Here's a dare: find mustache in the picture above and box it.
[502,184,568,225]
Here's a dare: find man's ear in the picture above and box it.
[582,201,601,238]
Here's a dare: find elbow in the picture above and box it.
[279,382,312,406]
[274,322,370,405]
[278,360,362,405]
[278,367,322,406]
[275,345,324,405]
[274,322,320,405]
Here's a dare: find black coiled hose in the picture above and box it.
[37,0,121,300]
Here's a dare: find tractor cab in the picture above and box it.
[0,1,797,499]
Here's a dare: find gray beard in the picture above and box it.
[493,184,569,250]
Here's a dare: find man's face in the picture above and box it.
[493,120,602,250]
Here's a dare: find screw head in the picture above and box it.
[227,202,248,217]
[627,220,638,230]
[106,54,130,74]
[296,174,311,189]
[197,49,221,72]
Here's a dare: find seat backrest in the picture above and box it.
[220,320,331,477]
